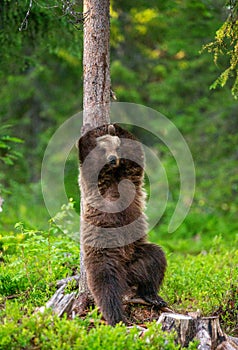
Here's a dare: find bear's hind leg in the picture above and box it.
[127,243,167,308]
[86,256,127,326]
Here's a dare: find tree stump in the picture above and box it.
[157,313,238,349]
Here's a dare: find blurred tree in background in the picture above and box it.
[0,0,237,242]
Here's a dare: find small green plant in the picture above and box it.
[0,221,80,307]
[0,124,23,219]
[0,125,23,167]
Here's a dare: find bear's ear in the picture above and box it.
[108,124,115,136]
[78,132,97,164]
[75,123,92,150]
[77,135,86,152]
[77,137,84,163]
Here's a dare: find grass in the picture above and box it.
[0,186,237,348]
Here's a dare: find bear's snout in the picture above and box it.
[107,155,118,166]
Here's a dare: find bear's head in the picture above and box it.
[96,134,121,168]
[78,124,122,168]
[78,123,144,173]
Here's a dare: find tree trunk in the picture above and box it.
[43,0,111,317]
[78,0,111,307]
[82,0,111,129]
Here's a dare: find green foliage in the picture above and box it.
[203,0,238,98]
[0,306,187,350]
[164,236,238,313]
[0,226,237,347]
[0,125,23,167]
[0,222,79,304]
[0,1,83,183]
[0,125,23,199]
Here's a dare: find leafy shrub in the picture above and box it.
[0,222,80,306]
[0,305,199,350]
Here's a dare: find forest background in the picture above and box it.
[0,1,237,348]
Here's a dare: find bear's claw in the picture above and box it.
[142,295,167,309]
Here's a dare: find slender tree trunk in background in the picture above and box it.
[79,0,111,294]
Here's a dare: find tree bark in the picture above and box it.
[82,0,111,129]
[157,313,238,350]
[78,0,111,306]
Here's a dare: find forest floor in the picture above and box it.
[0,211,237,349]
[0,187,237,349]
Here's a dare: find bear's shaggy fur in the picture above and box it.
[78,124,167,326]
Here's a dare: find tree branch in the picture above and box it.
[19,0,33,31]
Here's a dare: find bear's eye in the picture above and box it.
[98,147,106,154]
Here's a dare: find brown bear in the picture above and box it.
[78,123,167,326]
